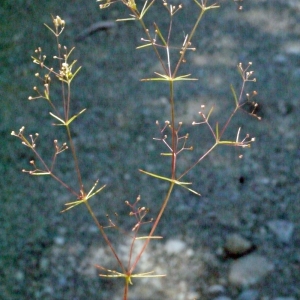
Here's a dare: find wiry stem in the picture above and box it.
[129,182,175,274]
[84,201,125,273]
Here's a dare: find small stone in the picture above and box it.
[207,284,226,295]
[40,257,49,271]
[54,236,65,245]
[212,296,232,300]
[284,42,300,55]
[224,234,253,257]
[267,220,294,243]
[273,54,287,64]
[237,289,260,300]
[164,239,186,255]
[15,270,25,281]
[228,254,274,287]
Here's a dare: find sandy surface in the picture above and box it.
[1,0,299,299]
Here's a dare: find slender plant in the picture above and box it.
[12,0,260,299]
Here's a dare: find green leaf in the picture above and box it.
[139,169,200,195]
[141,73,197,82]
[49,108,86,126]
[215,122,219,141]
[49,112,65,125]
[66,108,86,125]
[230,84,238,107]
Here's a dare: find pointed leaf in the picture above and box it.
[216,122,219,141]
[66,108,86,125]
[135,236,163,240]
[30,171,51,176]
[136,43,153,49]
[116,17,136,22]
[70,66,82,80]
[49,112,65,125]
[206,106,214,121]
[153,23,167,46]
[44,23,56,36]
[230,84,239,107]
[139,169,201,195]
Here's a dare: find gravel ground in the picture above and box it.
[1,0,299,299]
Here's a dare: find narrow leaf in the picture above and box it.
[136,43,153,49]
[30,171,51,176]
[49,112,65,125]
[206,106,214,121]
[230,84,238,107]
[139,169,201,195]
[44,23,56,36]
[116,18,136,22]
[216,122,219,141]
[135,236,163,240]
[66,108,86,125]
[153,23,167,46]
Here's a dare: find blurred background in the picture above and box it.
[1,0,299,299]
